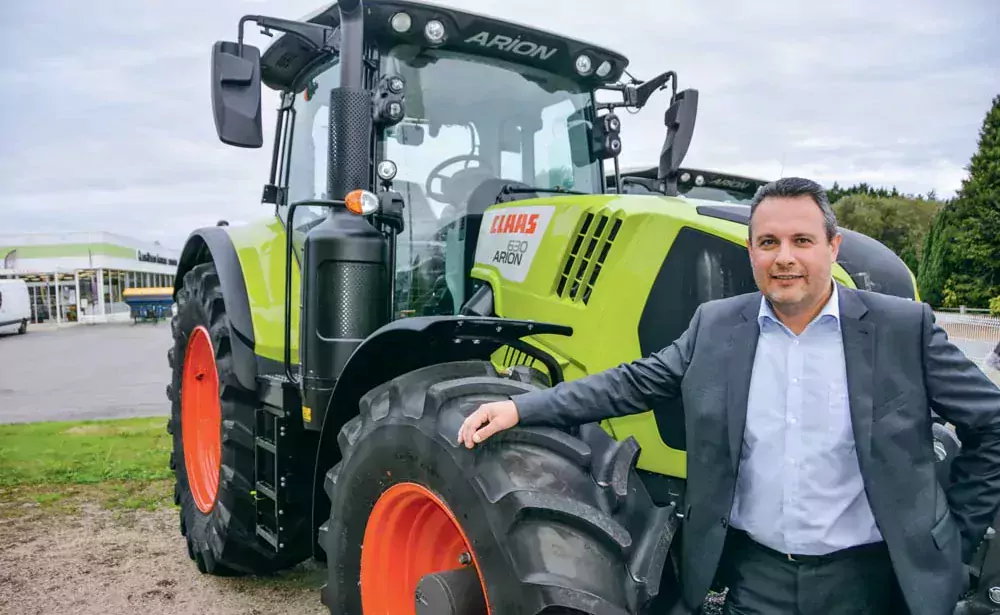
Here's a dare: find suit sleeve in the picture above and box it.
[512,304,703,429]
[920,303,1000,560]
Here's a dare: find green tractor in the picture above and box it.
[168,0,1000,612]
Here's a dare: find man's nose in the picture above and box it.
[776,241,796,263]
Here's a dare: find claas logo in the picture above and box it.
[489,212,539,234]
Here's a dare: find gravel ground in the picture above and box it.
[0,499,328,615]
[0,491,727,615]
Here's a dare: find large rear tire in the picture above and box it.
[319,360,679,614]
[167,261,310,576]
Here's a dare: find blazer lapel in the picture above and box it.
[727,295,761,472]
[838,286,875,468]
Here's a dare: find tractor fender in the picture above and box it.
[309,314,573,558]
[173,227,257,391]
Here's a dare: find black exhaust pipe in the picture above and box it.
[298,0,389,430]
[327,0,370,200]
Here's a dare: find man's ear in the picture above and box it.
[829,232,843,260]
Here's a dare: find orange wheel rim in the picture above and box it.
[181,325,222,514]
[360,482,489,615]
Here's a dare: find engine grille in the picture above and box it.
[555,212,622,304]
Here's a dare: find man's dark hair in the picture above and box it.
[748,177,838,242]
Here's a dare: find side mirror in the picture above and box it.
[211,41,263,148]
[658,88,698,195]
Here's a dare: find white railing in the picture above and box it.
[933,311,1000,343]
[934,311,1000,384]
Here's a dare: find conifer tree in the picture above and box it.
[917,94,1000,307]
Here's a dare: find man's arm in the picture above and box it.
[920,303,1000,561]
[512,303,704,429]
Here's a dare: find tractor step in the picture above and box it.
[253,374,303,554]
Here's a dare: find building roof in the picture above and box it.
[0,231,179,276]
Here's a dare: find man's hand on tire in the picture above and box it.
[457,400,520,448]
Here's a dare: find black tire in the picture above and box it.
[318,360,679,614]
[167,261,310,576]
[17,319,27,334]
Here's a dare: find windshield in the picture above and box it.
[380,46,601,217]
[378,46,601,318]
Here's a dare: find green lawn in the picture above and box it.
[0,416,175,515]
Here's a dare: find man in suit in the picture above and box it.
[457,177,1000,615]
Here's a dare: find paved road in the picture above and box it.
[0,322,174,424]
[953,338,995,363]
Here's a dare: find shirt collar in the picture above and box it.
[758,281,841,331]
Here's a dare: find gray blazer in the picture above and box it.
[513,284,1000,615]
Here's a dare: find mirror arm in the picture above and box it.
[634,70,676,109]
[237,15,339,56]
[596,70,676,112]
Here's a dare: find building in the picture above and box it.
[0,231,179,324]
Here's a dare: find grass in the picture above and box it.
[0,416,174,517]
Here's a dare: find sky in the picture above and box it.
[1,0,998,249]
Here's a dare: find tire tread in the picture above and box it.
[168,261,310,576]
[321,360,678,614]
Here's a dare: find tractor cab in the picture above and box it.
[365,39,613,317]
[210,0,696,320]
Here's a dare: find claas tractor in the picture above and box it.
[167,0,1000,612]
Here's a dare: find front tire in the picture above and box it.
[319,360,679,614]
[167,261,309,576]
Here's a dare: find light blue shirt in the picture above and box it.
[729,284,884,555]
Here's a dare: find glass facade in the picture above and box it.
[0,233,178,324]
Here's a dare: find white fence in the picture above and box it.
[934,311,1000,343]
[934,311,1000,382]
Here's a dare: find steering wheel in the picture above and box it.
[425,154,495,204]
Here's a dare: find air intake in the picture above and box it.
[555,212,622,304]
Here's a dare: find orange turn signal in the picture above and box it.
[345,189,380,215]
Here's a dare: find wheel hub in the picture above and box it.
[180,325,222,514]
[360,482,489,615]
[415,566,487,615]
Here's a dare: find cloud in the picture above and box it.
[1,0,997,249]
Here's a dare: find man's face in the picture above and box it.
[746,194,842,315]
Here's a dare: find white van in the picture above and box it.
[0,279,30,335]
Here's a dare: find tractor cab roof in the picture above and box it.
[260,0,630,93]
